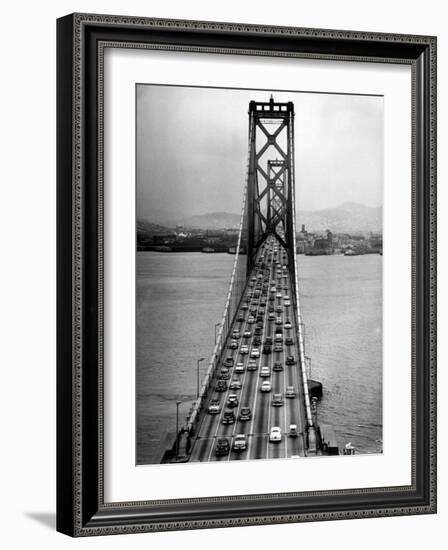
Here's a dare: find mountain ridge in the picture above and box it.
[139,202,382,233]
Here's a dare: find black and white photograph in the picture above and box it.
[136,84,383,465]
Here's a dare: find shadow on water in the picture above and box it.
[25,512,56,530]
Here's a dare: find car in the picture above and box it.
[237,314,245,322]
[230,379,242,390]
[275,306,283,313]
[261,380,272,392]
[268,312,276,321]
[270,286,277,293]
[268,295,275,302]
[275,317,283,325]
[274,334,283,343]
[260,366,271,377]
[239,407,252,421]
[243,330,252,339]
[240,345,249,355]
[285,337,293,346]
[247,359,258,371]
[268,306,275,313]
[269,427,282,443]
[275,326,283,334]
[272,393,284,406]
[216,380,227,392]
[219,368,230,380]
[215,438,230,456]
[208,400,221,414]
[250,307,257,315]
[232,434,247,452]
[276,292,282,299]
[254,327,263,335]
[286,355,296,365]
[241,304,248,311]
[284,320,292,329]
[227,394,239,408]
[273,361,283,371]
[235,363,245,374]
[222,409,235,424]
[262,345,272,355]
[232,330,241,339]
[274,343,283,353]
[264,337,273,345]
[229,339,238,349]
[224,357,234,367]
[253,336,262,346]
[247,316,255,324]
[283,295,290,300]
[284,300,291,307]
[286,385,297,398]
[289,424,298,437]
[250,348,260,358]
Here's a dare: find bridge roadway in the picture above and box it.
[189,236,307,462]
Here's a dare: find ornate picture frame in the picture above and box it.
[57,13,436,536]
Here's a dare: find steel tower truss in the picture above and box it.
[247,96,295,272]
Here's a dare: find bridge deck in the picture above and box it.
[189,236,307,462]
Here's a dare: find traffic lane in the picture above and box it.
[250,391,270,459]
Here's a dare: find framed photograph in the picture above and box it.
[57,13,437,536]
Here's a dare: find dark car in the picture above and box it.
[286,355,296,365]
[274,343,283,353]
[237,314,245,322]
[263,345,272,355]
[253,336,262,346]
[239,406,252,421]
[216,380,228,392]
[222,409,235,424]
[273,361,283,371]
[227,394,239,408]
[264,337,273,346]
[254,327,263,335]
[215,438,230,456]
[285,337,294,346]
[224,357,234,367]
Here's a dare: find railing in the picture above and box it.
[288,110,314,432]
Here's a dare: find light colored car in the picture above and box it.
[243,330,251,339]
[235,363,245,374]
[247,359,258,371]
[274,334,283,343]
[276,292,282,299]
[230,379,242,390]
[284,320,292,329]
[208,400,220,414]
[269,426,282,443]
[232,434,247,452]
[275,317,283,325]
[247,316,255,324]
[232,330,240,339]
[261,380,272,392]
[284,300,291,307]
[286,385,297,398]
[260,366,271,377]
[250,348,260,358]
[229,339,238,349]
[240,345,249,355]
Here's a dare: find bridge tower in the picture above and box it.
[246,96,296,274]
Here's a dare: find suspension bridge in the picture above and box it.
[163,96,333,463]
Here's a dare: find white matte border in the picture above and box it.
[104,47,412,502]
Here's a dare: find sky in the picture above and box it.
[136,84,383,223]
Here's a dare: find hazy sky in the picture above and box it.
[136,84,383,223]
